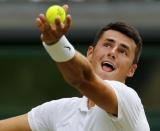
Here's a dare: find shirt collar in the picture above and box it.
[79,96,89,112]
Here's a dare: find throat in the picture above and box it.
[87,99,95,110]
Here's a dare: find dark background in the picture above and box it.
[0,1,160,130]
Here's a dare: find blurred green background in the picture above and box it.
[0,1,160,131]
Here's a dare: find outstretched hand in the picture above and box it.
[36,4,72,45]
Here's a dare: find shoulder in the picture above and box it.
[50,97,82,111]
[28,97,82,130]
[34,97,81,112]
[104,80,140,102]
[104,80,148,129]
[28,97,82,119]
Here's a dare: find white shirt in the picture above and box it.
[28,80,150,131]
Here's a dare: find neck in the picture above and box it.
[87,99,95,109]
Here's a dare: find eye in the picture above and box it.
[104,43,112,48]
[119,48,127,55]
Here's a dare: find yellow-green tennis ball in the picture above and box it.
[46,5,66,24]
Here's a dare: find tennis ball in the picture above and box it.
[46,5,66,24]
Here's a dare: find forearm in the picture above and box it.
[57,51,95,90]
[43,35,96,91]
[0,114,31,131]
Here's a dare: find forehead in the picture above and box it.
[98,29,137,51]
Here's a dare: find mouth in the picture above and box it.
[101,61,116,72]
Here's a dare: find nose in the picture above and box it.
[107,47,116,59]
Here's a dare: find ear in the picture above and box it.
[127,64,137,77]
[86,46,94,61]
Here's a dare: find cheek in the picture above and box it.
[90,51,103,67]
[93,46,106,58]
[120,52,135,65]
[119,57,133,70]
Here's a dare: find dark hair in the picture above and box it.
[93,22,143,64]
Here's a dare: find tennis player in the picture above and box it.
[0,4,150,131]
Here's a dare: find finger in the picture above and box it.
[63,14,72,33]
[50,27,59,38]
[37,14,51,33]
[55,16,63,32]
[38,14,47,24]
[62,4,69,14]
[36,18,41,29]
[36,18,45,32]
[39,14,51,30]
[39,19,51,34]
[38,14,46,23]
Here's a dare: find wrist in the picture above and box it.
[43,36,76,62]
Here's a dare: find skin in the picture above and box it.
[0,4,138,130]
[87,30,137,83]
[0,114,31,131]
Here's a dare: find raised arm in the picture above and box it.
[37,5,118,115]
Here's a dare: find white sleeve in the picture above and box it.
[28,101,57,131]
[105,80,143,129]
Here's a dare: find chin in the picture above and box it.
[99,70,120,81]
[98,73,115,80]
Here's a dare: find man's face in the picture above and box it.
[87,29,137,83]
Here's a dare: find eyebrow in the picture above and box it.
[120,44,130,51]
[105,38,115,43]
[105,38,130,51]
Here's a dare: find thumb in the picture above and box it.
[62,4,69,14]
